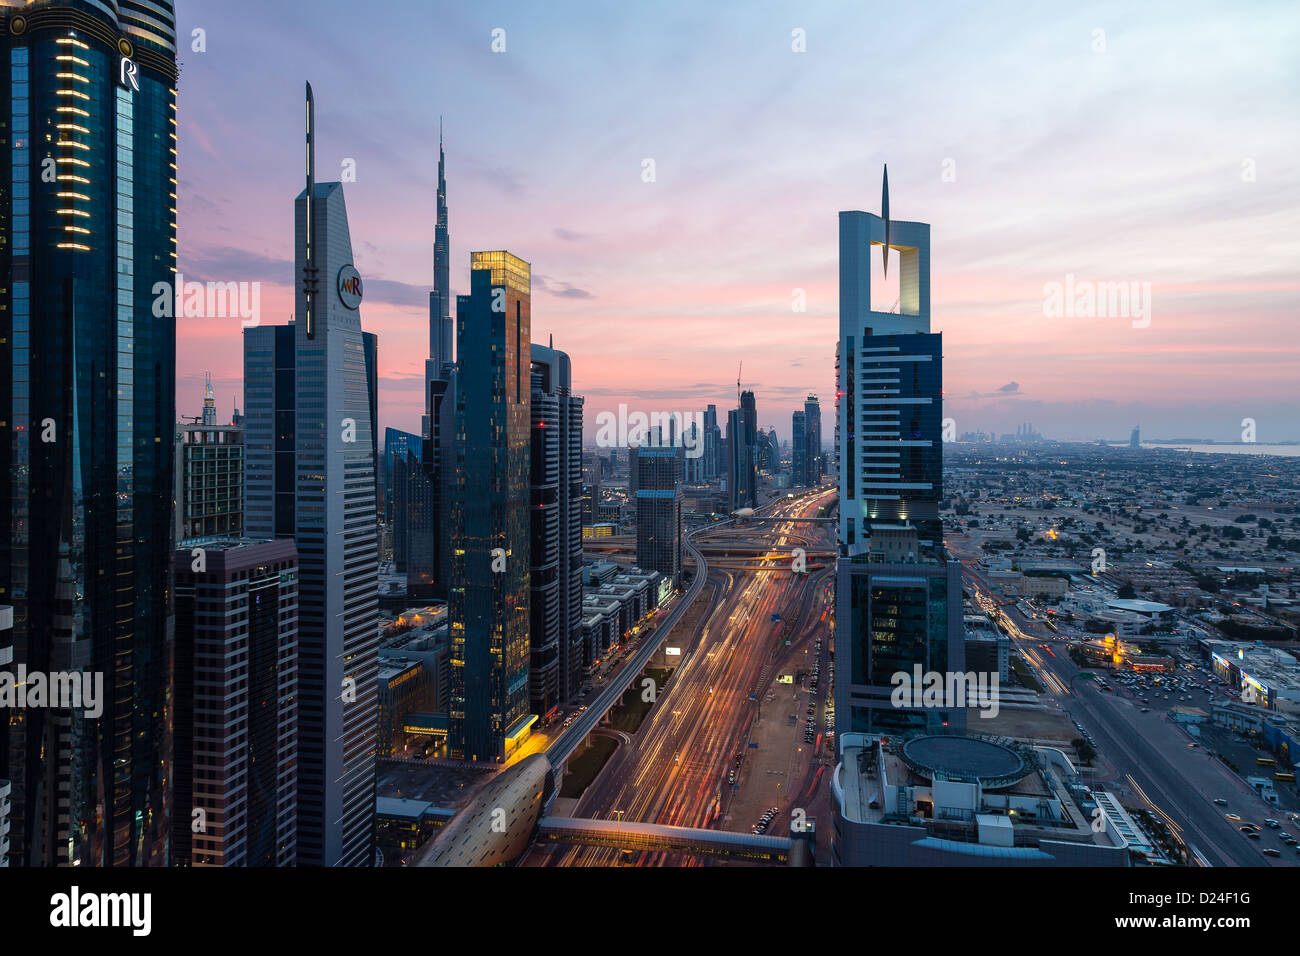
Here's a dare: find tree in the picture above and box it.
[1118,583,1137,600]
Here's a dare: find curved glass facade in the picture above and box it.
[1,1,176,866]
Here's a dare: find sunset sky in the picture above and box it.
[176,0,1299,444]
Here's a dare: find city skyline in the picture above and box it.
[175,0,1298,444]
[4,0,1300,891]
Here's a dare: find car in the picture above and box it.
[1266,819,1280,828]
[1213,798,1228,806]
[1225,813,1242,821]
[1247,832,1262,840]
[1263,848,1281,857]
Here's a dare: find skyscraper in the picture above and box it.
[835,170,962,737]
[580,451,601,525]
[430,121,451,371]
[420,129,453,596]
[702,404,721,481]
[741,390,758,495]
[0,0,177,866]
[804,394,822,485]
[635,441,684,589]
[448,252,534,762]
[726,408,750,512]
[385,428,435,596]
[242,84,378,865]
[792,410,806,487]
[172,538,299,866]
[530,342,584,714]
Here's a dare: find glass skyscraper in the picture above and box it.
[448,251,534,762]
[635,442,684,589]
[0,0,177,866]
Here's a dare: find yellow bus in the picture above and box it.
[1257,757,1277,767]
[1274,772,1295,782]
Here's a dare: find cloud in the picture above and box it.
[534,273,595,299]
[554,227,593,242]
[967,381,1025,400]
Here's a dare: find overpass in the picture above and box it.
[536,816,798,864]
[548,497,821,767]
[546,522,718,767]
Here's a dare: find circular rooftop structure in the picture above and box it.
[900,734,1032,788]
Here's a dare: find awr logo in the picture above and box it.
[337,264,363,309]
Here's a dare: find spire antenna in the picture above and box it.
[881,163,891,279]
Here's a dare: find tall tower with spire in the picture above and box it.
[431,120,451,370]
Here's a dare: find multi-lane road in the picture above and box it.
[950,537,1293,867]
[533,488,837,866]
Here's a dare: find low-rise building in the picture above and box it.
[831,733,1131,866]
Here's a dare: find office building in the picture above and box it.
[792,410,806,486]
[172,539,299,867]
[835,172,961,739]
[242,84,377,865]
[529,342,585,716]
[804,394,822,484]
[727,407,754,511]
[0,0,177,866]
[702,404,721,481]
[683,420,703,484]
[635,442,684,589]
[741,390,757,490]
[175,383,244,543]
[448,251,534,762]
[376,658,435,759]
[580,451,602,525]
[385,428,436,598]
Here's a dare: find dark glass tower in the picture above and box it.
[385,426,435,596]
[448,252,533,762]
[0,0,177,866]
[792,410,806,486]
[635,443,684,588]
[803,394,822,485]
[741,389,757,503]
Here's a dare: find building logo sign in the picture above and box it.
[337,264,363,309]
[119,56,139,92]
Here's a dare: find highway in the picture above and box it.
[952,544,1287,867]
[547,524,713,767]
[535,488,838,866]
